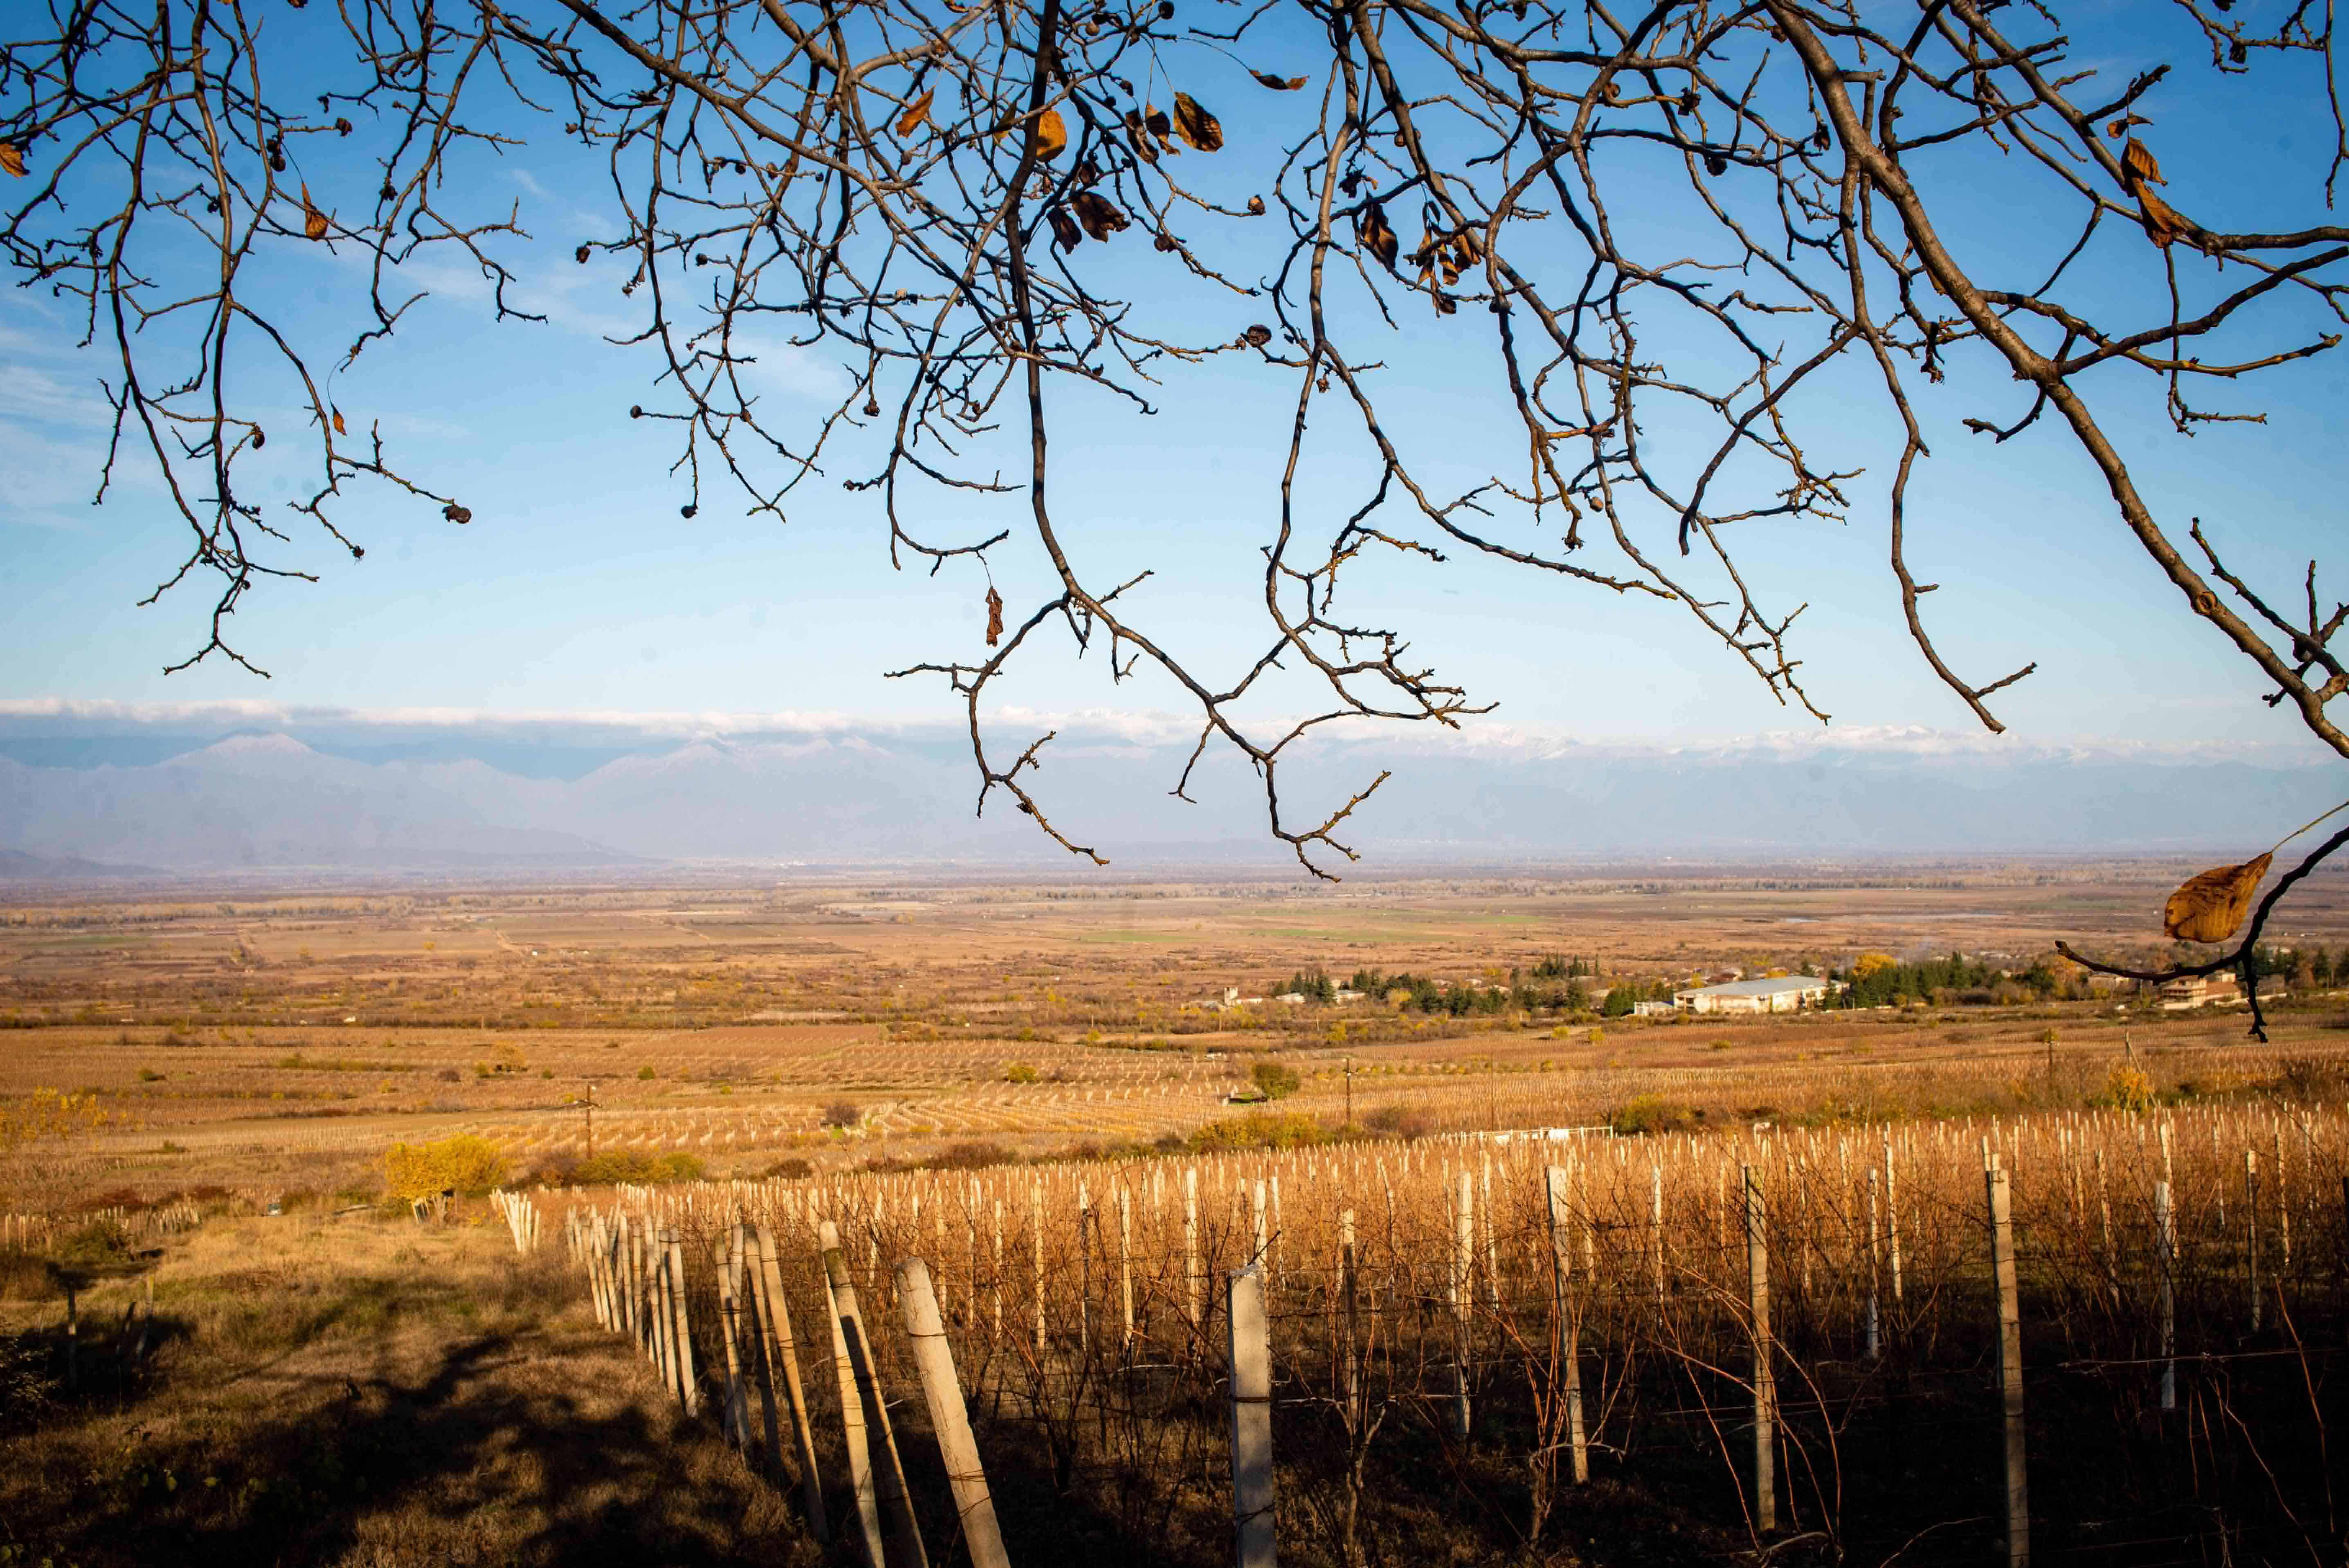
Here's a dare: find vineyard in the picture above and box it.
[524,1098,2349,1566]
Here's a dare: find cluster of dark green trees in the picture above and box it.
[1271,963,1674,1019]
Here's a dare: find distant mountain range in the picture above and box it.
[0,703,2338,874]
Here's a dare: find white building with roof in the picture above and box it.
[1673,975,1830,1014]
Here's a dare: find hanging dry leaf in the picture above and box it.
[1033,108,1068,161]
[1125,110,1160,164]
[1171,92,1223,152]
[1252,71,1308,91]
[1047,205,1082,251]
[1358,201,1398,270]
[985,586,1005,646]
[2162,851,2271,943]
[895,88,935,138]
[1241,323,1272,348]
[301,184,329,241]
[1433,290,1457,317]
[1071,190,1128,240]
[0,144,25,178]
[331,407,346,436]
[2121,137,2164,188]
[2138,186,2192,248]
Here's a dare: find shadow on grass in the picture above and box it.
[3,1320,807,1566]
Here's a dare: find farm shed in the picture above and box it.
[1672,975,1829,1014]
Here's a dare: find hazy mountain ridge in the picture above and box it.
[0,713,2337,871]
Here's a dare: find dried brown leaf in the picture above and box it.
[1047,205,1082,251]
[0,144,25,179]
[1071,190,1128,240]
[2122,136,2164,188]
[2162,851,2271,943]
[1171,92,1222,152]
[301,184,329,241]
[895,88,935,139]
[1241,323,1271,348]
[1252,71,1308,91]
[1358,201,1398,270]
[331,407,346,436]
[2139,186,2192,248]
[985,586,1005,646]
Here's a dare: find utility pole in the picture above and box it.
[582,1082,597,1160]
[1344,1057,1354,1126]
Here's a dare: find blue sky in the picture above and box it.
[4,0,2345,791]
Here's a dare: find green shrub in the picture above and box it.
[1611,1094,1698,1136]
[637,1065,656,1080]
[1004,1061,1040,1084]
[534,1149,707,1186]
[1364,1104,1432,1140]
[1250,1060,1302,1100]
[1189,1112,1328,1152]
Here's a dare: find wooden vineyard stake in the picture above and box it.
[1987,1163,2029,1568]
[1118,1185,1134,1348]
[1450,1169,1473,1442]
[2245,1150,2263,1334]
[1544,1165,1588,1485]
[753,1221,829,1538]
[1650,1162,1666,1314]
[1078,1181,1093,1354]
[1031,1184,1047,1354]
[822,1222,888,1568]
[1338,1208,1361,1419]
[1864,1167,1881,1362]
[1228,1266,1276,1568]
[2155,1180,2176,1413]
[823,1220,928,1568]
[719,1229,750,1447]
[667,1227,700,1414]
[1744,1164,1774,1535]
[1185,1168,1203,1334]
[898,1257,1012,1568]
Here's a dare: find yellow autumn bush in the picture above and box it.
[383,1134,508,1199]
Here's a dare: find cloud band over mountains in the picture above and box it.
[0,699,2339,874]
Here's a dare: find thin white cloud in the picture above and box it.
[0,696,2332,768]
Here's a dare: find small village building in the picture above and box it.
[1673,975,1829,1014]
[2157,973,2243,1010]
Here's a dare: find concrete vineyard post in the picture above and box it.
[897,1257,1012,1568]
[1744,1164,1774,1534]
[823,1220,928,1568]
[1864,1168,1881,1362]
[667,1227,700,1414]
[1544,1165,1587,1485]
[1987,1164,2029,1568]
[1228,1266,1276,1568]
[1884,1137,1904,1306]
